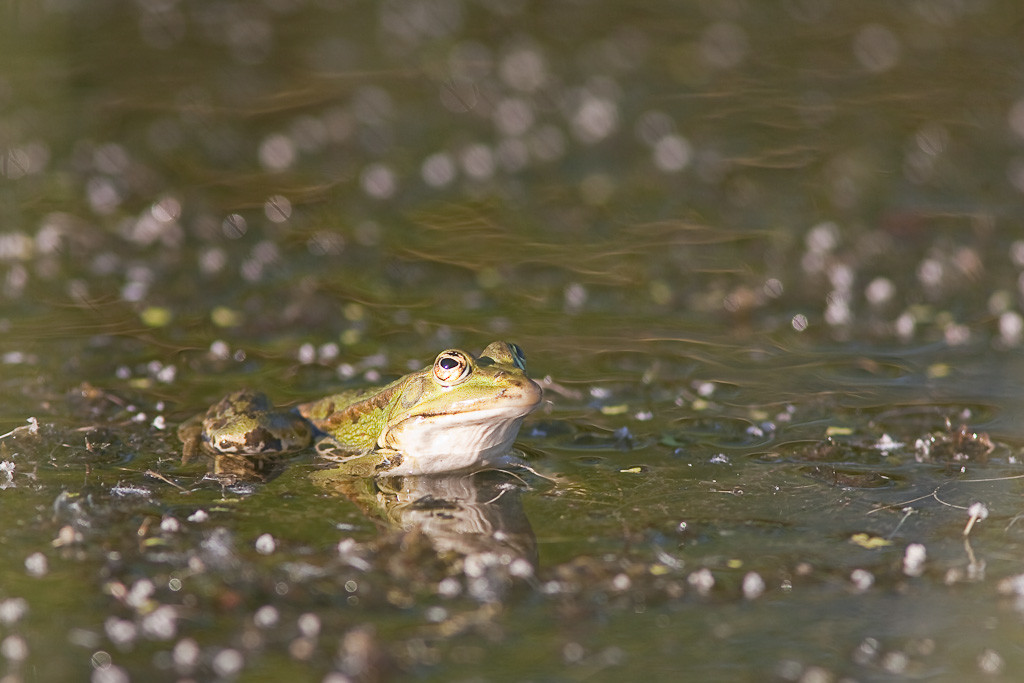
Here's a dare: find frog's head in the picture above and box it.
[378,341,543,474]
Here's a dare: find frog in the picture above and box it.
[177,341,543,477]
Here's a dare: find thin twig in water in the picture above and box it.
[867,490,936,514]
[144,469,188,492]
[886,507,917,539]
[931,488,967,511]
[959,473,1024,483]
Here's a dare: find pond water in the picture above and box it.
[3,1,1024,681]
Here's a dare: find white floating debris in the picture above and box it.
[0,598,28,625]
[336,538,371,572]
[211,648,244,677]
[0,635,28,662]
[104,617,137,648]
[742,571,765,599]
[0,461,14,488]
[611,573,631,591]
[253,605,279,629]
[997,573,1024,597]
[874,434,903,453]
[881,651,910,675]
[424,606,448,623]
[318,343,340,363]
[141,605,177,640]
[652,134,692,172]
[172,638,200,672]
[111,483,151,498]
[254,533,276,555]
[696,381,716,398]
[903,543,927,577]
[509,557,534,578]
[850,568,874,592]
[155,364,176,383]
[297,613,321,638]
[209,340,231,360]
[24,552,47,577]
[187,510,209,523]
[0,417,39,440]
[852,637,881,666]
[963,502,990,536]
[687,568,715,595]
[421,151,457,188]
[360,163,397,200]
[126,579,155,609]
[999,311,1023,346]
[978,648,1004,675]
[437,577,461,598]
[297,343,316,365]
[865,276,895,305]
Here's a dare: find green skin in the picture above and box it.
[178,341,543,477]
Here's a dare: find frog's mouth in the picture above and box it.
[377,383,542,475]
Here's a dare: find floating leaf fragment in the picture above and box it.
[211,306,243,328]
[600,404,629,416]
[140,306,172,328]
[850,533,892,549]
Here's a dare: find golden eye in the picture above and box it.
[433,350,470,385]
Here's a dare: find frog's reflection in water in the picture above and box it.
[315,467,538,571]
[204,452,538,572]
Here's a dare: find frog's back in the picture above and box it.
[297,380,404,451]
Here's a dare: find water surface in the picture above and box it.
[2,1,1024,681]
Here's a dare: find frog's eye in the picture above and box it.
[478,341,527,370]
[433,350,471,385]
[508,343,526,370]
